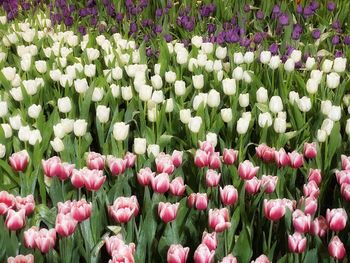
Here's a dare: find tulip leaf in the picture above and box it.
[233,226,253,263]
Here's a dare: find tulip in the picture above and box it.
[187,193,208,210]
[105,235,131,255]
[24,226,39,249]
[341,183,350,202]
[0,191,15,215]
[310,216,327,237]
[167,244,189,263]
[134,138,147,155]
[336,170,350,185]
[169,177,186,196]
[274,148,290,167]
[113,122,129,141]
[71,168,106,191]
[200,141,215,154]
[194,150,209,168]
[326,72,340,89]
[15,195,35,216]
[341,154,350,170]
[222,149,238,165]
[238,160,259,180]
[55,213,78,237]
[292,209,311,233]
[220,185,238,206]
[261,175,278,194]
[179,109,191,124]
[205,169,221,187]
[71,199,92,222]
[256,144,275,162]
[171,150,183,168]
[109,196,139,224]
[96,105,110,123]
[9,150,29,172]
[193,244,215,263]
[124,152,136,168]
[237,116,250,134]
[156,153,175,174]
[7,254,34,263]
[326,208,347,232]
[57,97,72,113]
[86,152,105,170]
[298,196,318,215]
[288,151,304,169]
[174,81,186,96]
[222,78,236,95]
[308,169,322,185]
[221,108,233,123]
[245,177,261,195]
[108,157,127,176]
[151,173,170,193]
[208,208,231,232]
[137,167,155,186]
[188,116,202,133]
[73,119,88,137]
[220,254,237,263]
[158,202,179,223]
[42,157,74,180]
[263,199,286,221]
[5,209,26,231]
[201,231,217,251]
[303,181,320,198]
[288,232,307,253]
[35,228,56,254]
[328,236,346,260]
[148,144,160,158]
[251,254,270,263]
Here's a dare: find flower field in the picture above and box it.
[1,0,350,262]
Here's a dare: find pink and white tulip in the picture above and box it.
[310,216,328,237]
[158,202,179,223]
[245,177,261,195]
[222,148,238,165]
[328,236,346,260]
[288,151,304,169]
[5,208,26,231]
[256,144,275,162]
[238,160,259,180]
[261,175,278,194]
[292,209,311,233]
[219,254,237,263]
[156,153,175,174]
[108,156,127,176]
[55,213,78,237]
[288,232,307,253]
[263,199,286,221]
[193,244,215,263]
[208,208,231,232]
[205,169,221,187]
[151,173,170,193]
[274,148,290,167]
[169,177,186,196]
[9,150,29,172]
[187,193,208,210]
[167,244,189,263]
[303,142,317,159]
[194,150,209,168]
[0,191,15,215]
[108,196,139,224]
[7,254,34,263]
[220,185,238,206]
[201,231,217,251]
[86,152,105,170]
[172,150,183,168]
[326,208,347,232]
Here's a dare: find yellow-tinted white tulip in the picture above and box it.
[50,137,64,152]
[113,122,130,141]
[317,129,327,142]
[220,108,232,123]
[151,74,163,90]
[0,101,8,117]
[215,46,227,60]
[165,71,176,83]
[346,119,350,135]
[188,116,202,133]
[74,119,88,137]
[165,98,174,113]
[260,51,271,64]
[239,93,250,108]
[174,80,186,96]
[147,144,160,158]
[180,109,191,124]
[134,138,147,155]
[256,87,268,103]
[322,59,333,73]
[1,123,12,138]
[74,78,89,93]
[0,144,6,158]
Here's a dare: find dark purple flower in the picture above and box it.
[344,36,350,45]
[312,29,321,39]
[272,4,281,17]
[78,26,87,35]
[253,32,263,44]
[240,38,250,47]
[208,23,216,34]
[166,0,173,8]
[303,6,314,18]
[279,13,289,26]
[129,22,138,33]
[243,4,250,13]
[146,48,153,57]
[256,10,264,20]
[269,43,279,55]
[332,35,340,45]
[335,50,343,57]
[155,8,162,18]
[116,12,123,22]
[64,16,74,27]
[295,61,302,69]
[310,0,320,11]
[90,16,98,26]
[22,2,30,11]
[296,5,303,14]
[164,34,172,42]
[327,2,336,11]
[153,25,162,34]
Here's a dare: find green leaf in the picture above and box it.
[233,226,253,263]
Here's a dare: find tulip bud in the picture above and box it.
[305,57,316,70]
[134,138,147,155]
[121,85,133,101]
[333,57,347,73]
[326,72,340,89]
[174,80,186,96]
[192,75,204,90]
[306,78,319,94]
[158,202,179,223]
[96,105,110,123]
[256,87,268,103]
[328,236,346,260]
[284,58,295,72]
[165,71,176,83]
[260,51,271,64]
[221,108,232,123]
[188,117,202,133]
[288,232,307,254]
[220,185,238,206]
[167,244,189,263]
[222,78,236,95]
[269,55,281,70]
[232,66,243,80]
[258,112,273,128]
[239,93,249,108]
[322,59,333,73]
[151,74,163,90]
[236,117,250,134]
[207,89,220,108]
[113,122,129,141]
[274,117,286,134]
[269,96,283,113]
[215,46,227,60]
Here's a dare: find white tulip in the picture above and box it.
[206,89,219,108]
[29,129,42,145]
[221,108,232,123]
[258,112,273,127]
[74,78,89,94]
[346,119,350,135]
[234,52,244,64]
[344,95,350,107]
[151,75,163,90]
[256,87,268,103]
[274,117,286,133]
[0,101,8,117]
[188,116,202,133]
[121,86,133,101]
[0,144,6,158]
[243,71,252,83]
[50,69,62,82]
[86,48,100,61]
[92,88,105,102]
[193,93,208,110]
[113,122,129,141]
[244,51,255,64]
[269,96,283,113]
[11,74,21,87]
[213,60,222,71]
[310,70,323,83]
[290,50,302,62]
[333,57,347,73]
[112,67,123,80]
[232,66,243,80]
[9,115,22,130]
[134,138,147,155]
[132,50,140,64]
[326,72,340,89]
[43,47,52,58]
[139,85,153,102]
[321,100,332,115]
[147,107,157,122]
[1,123,12,138]
[22,80,38,95]
[165,98,174,113]
[147,144,160,158]
[73,119,88,137]
[188,58,198,72]
[165,71,176,83]
[174,80,186,96]
[306,78,319,94]
[305,57,316,70]
[197,53,207,67]
[35,60,47,73]
[239,93,249,108]
[284,58,295,72]
[151,90,164,104]
[237,117,250,134]
[51,137,64,152]
[180,109,191,124]
[96,105,110,123]
[278,111,287,120]
[297,96,312,112]
[201,43,213,54]
[222,78,236,95]
[205,60,214,72]
[84,64,96,77]
[215,46,227,60]
[288,91,299,105]
[191,36,203,48]
[2,67,16,81]
[322,59,333,73]
[18,125,31,142]
[53,123,65,139]
[0,16,7,25]
[192,75,204,90]
[61,118,74,134]
[176,48,188,65]
[217,70,223,81]
[22,29,35,43]
[269,55,281,70]
[28,104,42,119]
[67,35,78,47]
[260,51,271,64]
[321,118,334,135]
[317,129,327,142]
[328,106,341,121]
[206,132,217,147]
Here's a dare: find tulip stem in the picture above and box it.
[268,220,273,252]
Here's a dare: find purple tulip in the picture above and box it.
[155,8,162,18]
[78,26,87,35]
[129,22,137,33]
[332,35,340,45]
[243,4,250,13]
[279,13,289,26]
[116,12,123,22]
[303,6,314,18]
[310,0,320,11]
[208,23,216,34]
[64,16,74,27]
[256,10,264,20]
[327,2,336,11]
[164,34,173,42]
[296,5,303,14]
[269,43,279,55]
[312,29,321,39]
[154,25,162,34]
[344,36,350,45]
[335,50,343,58]
[146,48,153,57]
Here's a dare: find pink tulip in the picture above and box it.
[158,202,179,223]
[169,177,186,196]
[281,198,296,212]
[222,148,238,165]
[110,243,135,263]
[219,254,237,263]
[71,199,92,222]
[288,151,304,169]
[55,213,78,237]
[255,144,275,162]
[208,152,221,169]
[251,254,270,263]
[71,168,106,191]
[208,208,231,232]
[172,150,183,168]
[303,181,320,198]
[341,183,350,202]
[34,228,56,254]
[326,208,347,232]
[292,209,311,233]
[5,208,26,231]
[167,244,189,263]
[42,156,72,180]
[86,152,105,170]
[9,150,29,172]
[201,231,217,251]
[328,236,346,260]
[194,150,209,168]
[238,160,259,180]
[156,153,175,174]
[245,177,261,195]
[260,175,278,194]
[187,193,208,210]
[308,169,321,185]
[298,196,318,215]
[193,244,215,263]
[24,226,39,249]
[108,196,139,224]
[206,169,221,187]
[57,200,74,215]
[200,141,215,154]
[105,235,135,257]
[310,216,327,237]
[263,199,286,221]
[15,195,35,216]
[137,167,155,186]
[108,156,127,176]
[220,185,238,206]
[341,154,350,170]
[7,254,34,263]
[336,170,350,185]
[304,142,317,159]
[0,191,15,215]
[288,232,307,253]
[274,148,290,167]
[124,152,136,168]
[151,173,170,193]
